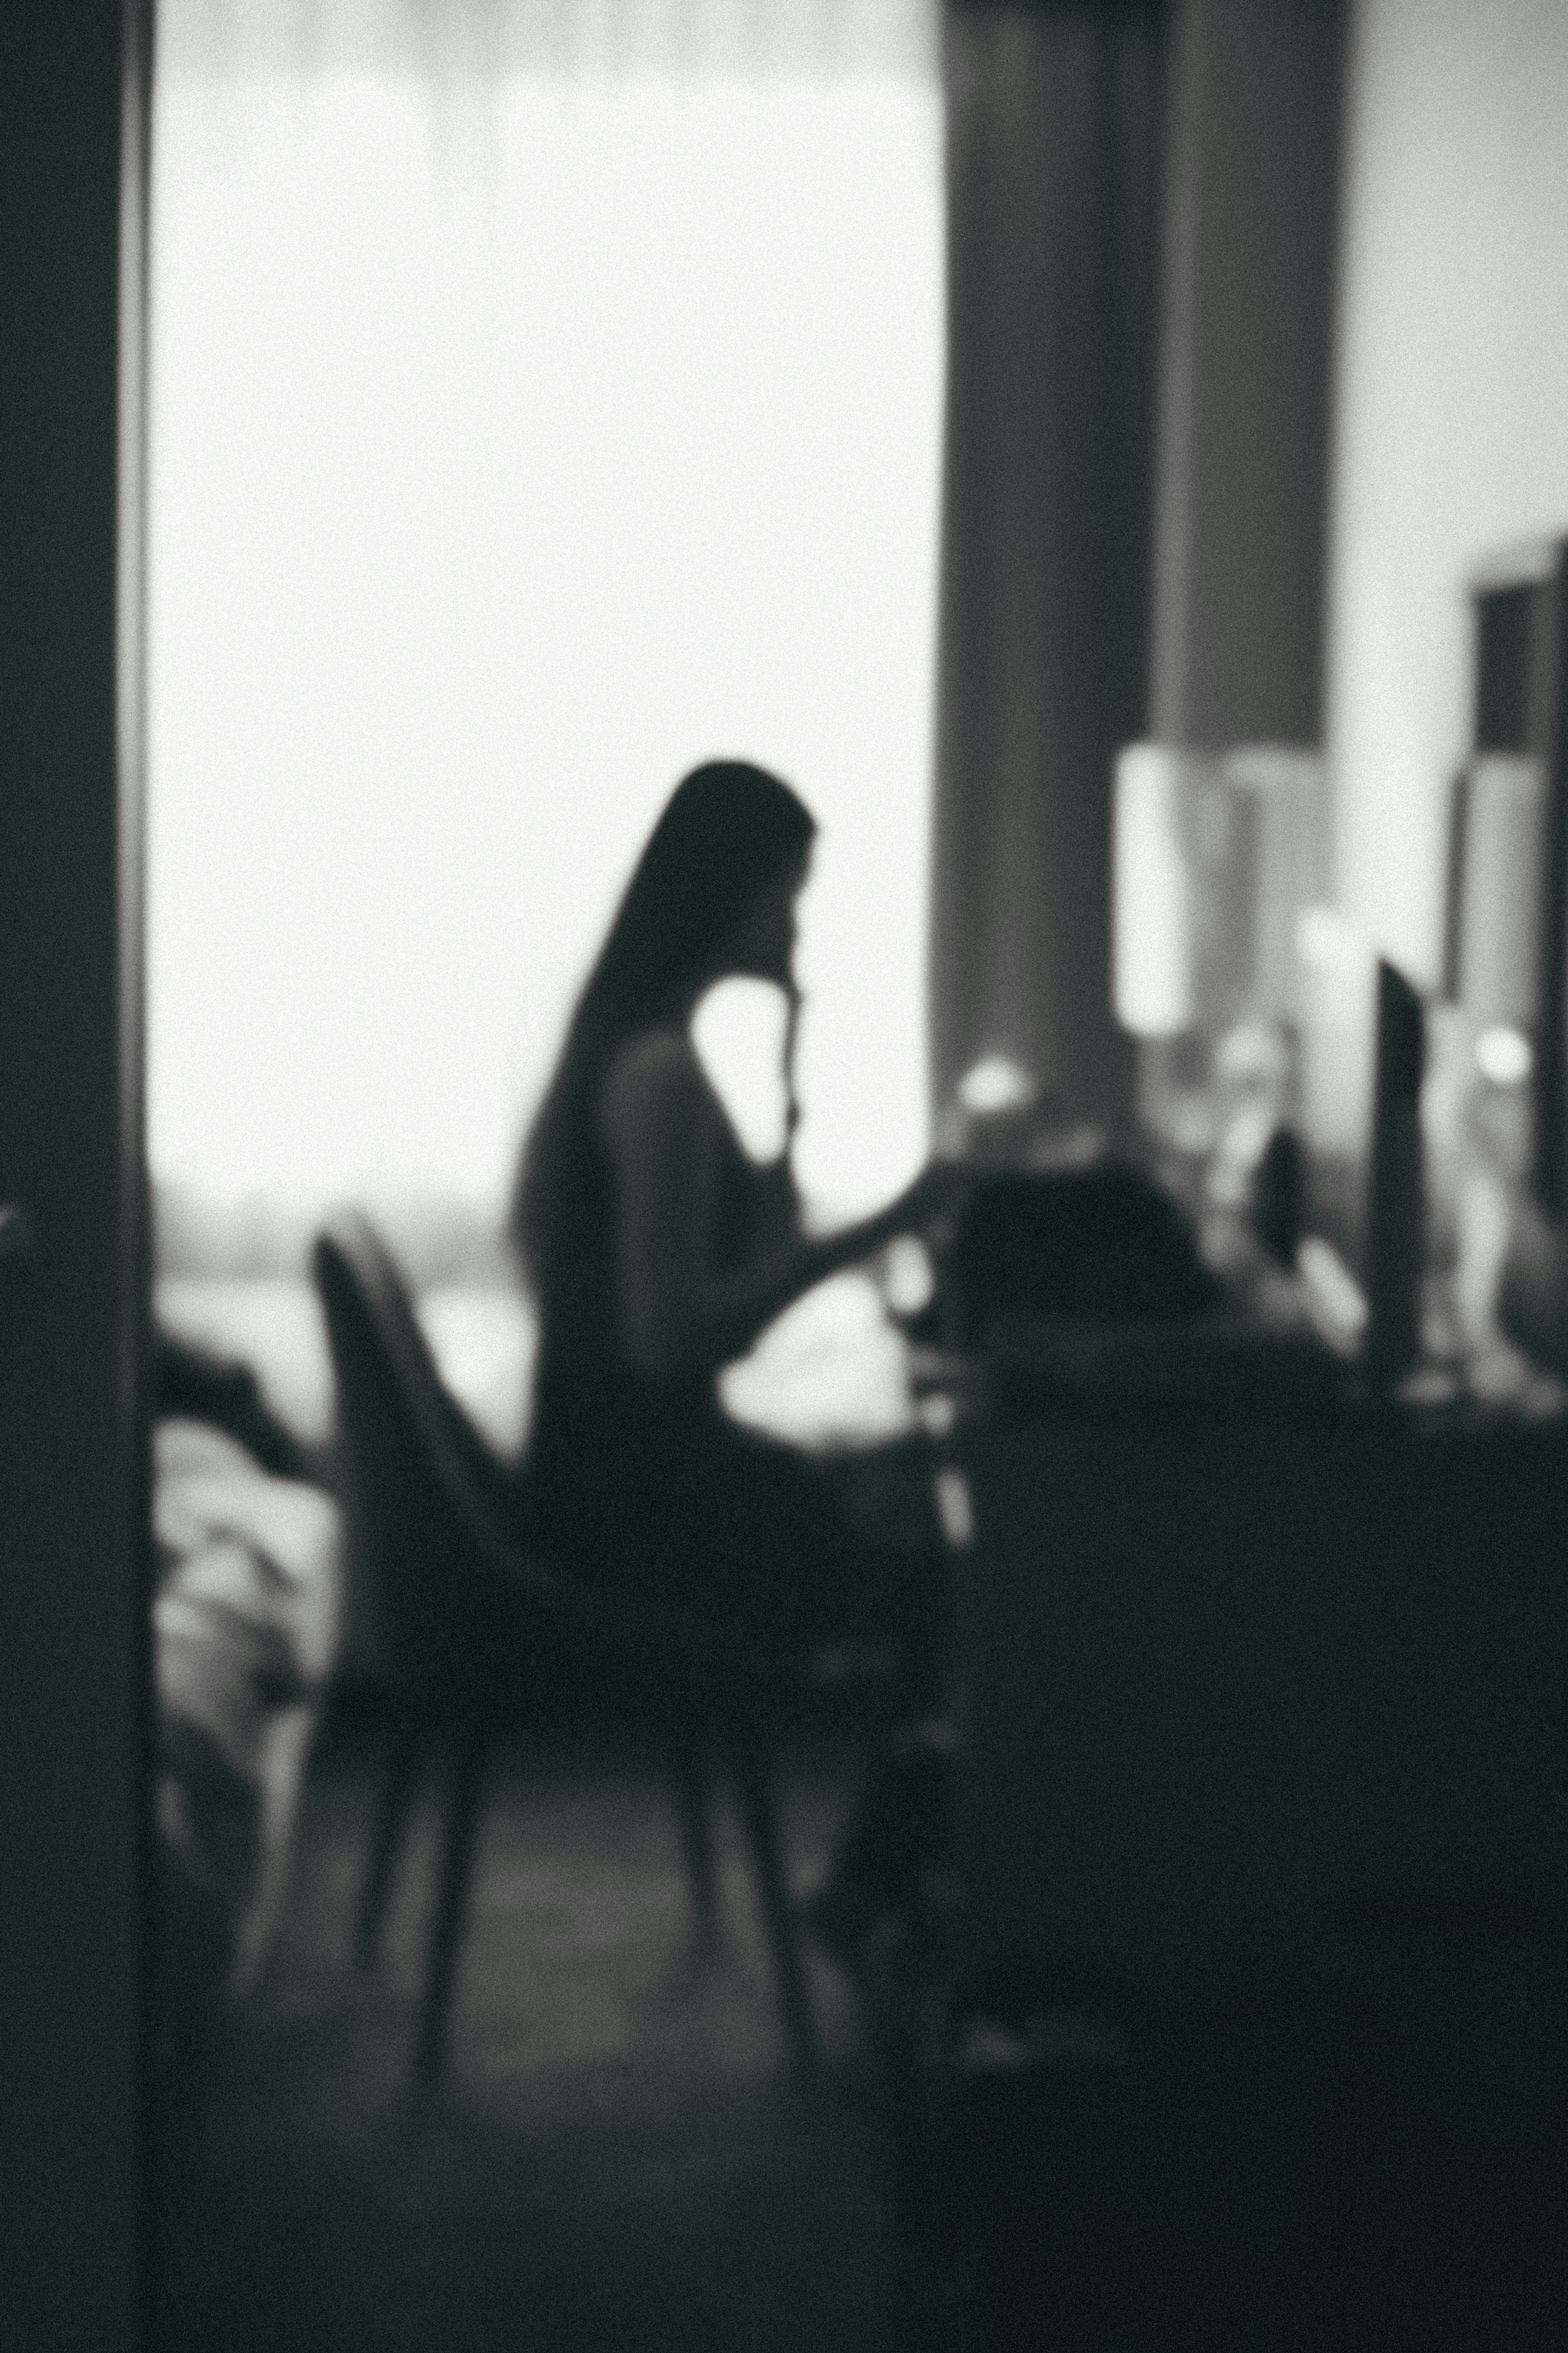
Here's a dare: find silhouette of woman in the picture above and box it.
[510,760,956,1699]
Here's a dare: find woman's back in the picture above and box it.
[526,1023,797,1517]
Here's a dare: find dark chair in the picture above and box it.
[312,1210,827,2092]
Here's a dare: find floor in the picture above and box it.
[148,1715,971,2353]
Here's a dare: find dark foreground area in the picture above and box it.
[149,1715,961,2353]
[149,1708,1568,2353]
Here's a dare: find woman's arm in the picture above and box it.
[603,1032,954,1383]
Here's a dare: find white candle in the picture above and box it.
[1113,742,1198,1037]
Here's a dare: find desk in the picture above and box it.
[946,1367,1568,2015]
[885,1352,1568,2344]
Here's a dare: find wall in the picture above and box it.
[1326,0,1568,982]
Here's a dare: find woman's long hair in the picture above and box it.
[511,760,816,1324]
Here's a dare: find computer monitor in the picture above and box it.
[1454,538,1568,1218]
[1294,913,1425,1378]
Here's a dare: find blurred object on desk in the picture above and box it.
[1116,888,1430,1393]
[1499,1189,1568,1386]
[1421,536,1568,1396]
[936,1048,1106,1175]
[1363,956,1426,1378]
[1111,741,1326,1047]
[1423,994,1542,1399]
[946,1050,1039,1163]
[1113,740,1328,1279]
[1250,1123,1305,1272]
[915,1160,1223,1357]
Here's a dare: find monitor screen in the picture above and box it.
[1294,916,1425,1375]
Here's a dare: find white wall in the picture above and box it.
[1326,0,1568,984]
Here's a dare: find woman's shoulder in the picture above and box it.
[601,1026,718,1140]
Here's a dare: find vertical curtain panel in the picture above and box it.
[931,0,1165,1137]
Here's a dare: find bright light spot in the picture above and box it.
[1298,1234,1370,1352]
[957,1053,1037,1117]
[881,1233,935,1315]
[1475,1024,1534,1088]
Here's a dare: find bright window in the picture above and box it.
[146,6,946,1232]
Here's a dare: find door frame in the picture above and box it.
[0,2,153,2343]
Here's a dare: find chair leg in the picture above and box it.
[354,1713,426,1975]
[412,1728,490,2092]
[732,1749,817,2068]
[673,1743,720,1953]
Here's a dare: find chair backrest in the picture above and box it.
[315,1208,774,1734]
[312,1211,527,1699]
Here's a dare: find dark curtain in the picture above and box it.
[929,0,1166,1138]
